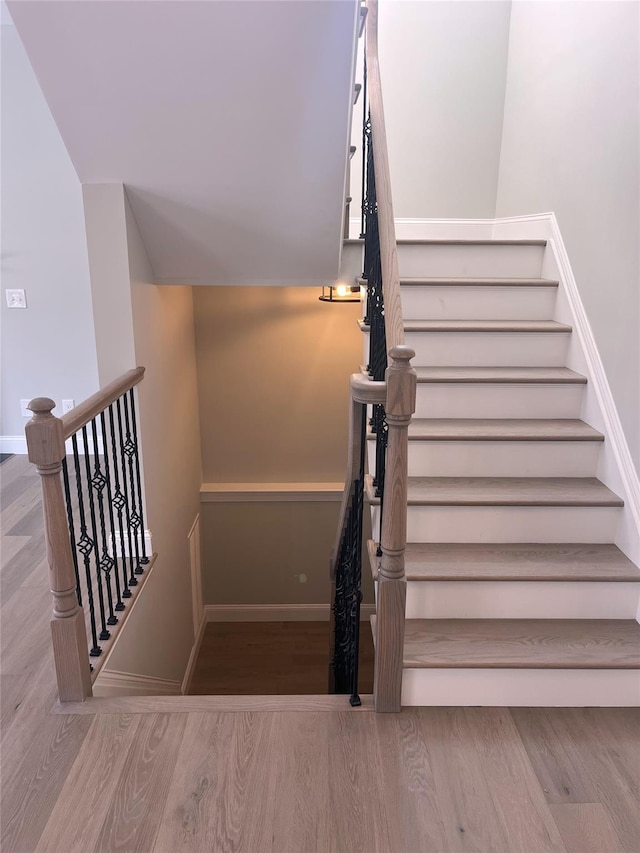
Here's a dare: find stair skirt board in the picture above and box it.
[400,668,640,707]
[413,384,585,419]
[361,330,570,367]
[370,505,621,544]
[368,440,602,478]
[400,286,558,322]
[396,244,544,279]
[93,670,182,698]
[398,581,640,620]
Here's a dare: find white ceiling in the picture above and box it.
[8,0,359,285]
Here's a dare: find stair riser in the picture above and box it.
[400,286,557,321]
[397,245,544,279]
[399,580,640,620]
[367,440,601,478]
[370,505,620,544]
[400,669,640,707]
[414,383,584,419]
[362,330,570,367]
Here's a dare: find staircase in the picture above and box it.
[359,238,640,706]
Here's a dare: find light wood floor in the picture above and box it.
[2,455,639,853]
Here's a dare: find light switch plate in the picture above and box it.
[6,289,27,309]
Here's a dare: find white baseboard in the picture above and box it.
[93,669,182,698]
[0,436,26,454]
[181,612,207,695]
[201,482,344,502]
[205,603,376,622]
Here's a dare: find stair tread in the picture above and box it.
[357,276,559,287]
[400,619,640,669]
[414,366,587,384]
[399,277,559,287]
[367,541,640,581]
[345,238,547,246]
[399,418,603,441]
[365,475,624,507]
[404,319,572,333]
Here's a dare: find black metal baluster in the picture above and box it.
[61,457,82,607]
[122,393,143,575]
[100,410,124,612]
[90,417,117,627]
[108,403,132,600]
[116,397,138,589]
[128,388,149,565]
[82,426,110,641]
[71,434,101,657]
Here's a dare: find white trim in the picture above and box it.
[349,216,495,240]
[93,669,182,698]
[205,603,375,622]
[181,613,207,695]
[0,436,26,454]
[201,482,344,502]
[188,514,203,635]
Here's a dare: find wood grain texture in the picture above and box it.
[60,367,144,439]
[396,276,560,287]
[414,366,587,383]
[399,418,604,442]
[401,319,572,333]
[550,803,624,853]
[366,475,624,507]
[95,712,187,852]
[403,619,640,669]
[367,540,640,582]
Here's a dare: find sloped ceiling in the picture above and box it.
[8,0,359,285]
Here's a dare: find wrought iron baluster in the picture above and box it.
[122,393,143,576]
[71,434,101,657]
[61,457,82,607]
[81,425,110,641]
[89,417,117,627]
[128,388,148,565]
[115,397,138,588]
[100,410,124,612]
[108,403,132,599]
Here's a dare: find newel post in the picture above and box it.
[374,346,416,712]
[26,398,92,702]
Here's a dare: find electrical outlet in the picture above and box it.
[20,399,31,418]
[62,399,75,413]
[6,289,27,309]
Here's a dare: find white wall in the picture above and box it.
[1,21,98,444]
[349,0,512,228]
[496,1,640,472]
[82,184,202,683]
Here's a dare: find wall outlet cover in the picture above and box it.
[6,289,27,309]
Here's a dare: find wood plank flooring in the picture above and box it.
[2,455,639,853]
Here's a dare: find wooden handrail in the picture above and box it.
[62,367,145,439]
[365,0,404,353]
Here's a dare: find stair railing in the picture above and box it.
[330,0,416,712]
[25,367,153,702]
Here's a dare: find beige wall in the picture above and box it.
[193,286,373,607]
[82,184,203,682]
[194,287,363,483]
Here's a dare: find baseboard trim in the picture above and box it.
[181,613,207,695]
[205,603,376,622]
[0,436,26,454]
[93,669,182,698]
[201,482,344,502]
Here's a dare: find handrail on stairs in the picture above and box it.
[329,0,416,713]
[25,367,153,702]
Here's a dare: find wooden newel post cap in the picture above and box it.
[25,398,65,467]
[386,346,417,418]
[27,397,56,417]
[389,345,415,366]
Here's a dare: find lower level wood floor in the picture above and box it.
[2,455,639,852]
